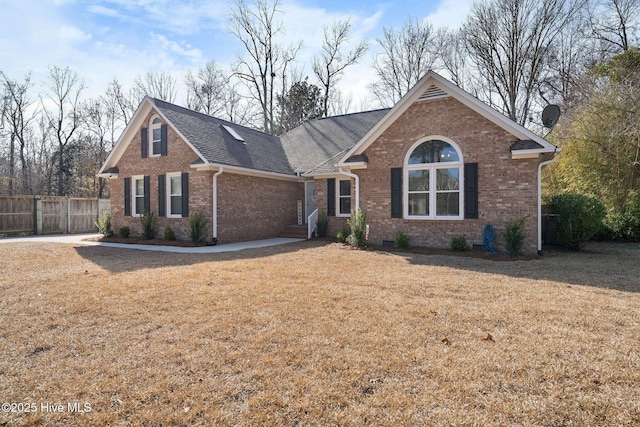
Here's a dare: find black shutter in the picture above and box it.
[181,172,189,217]
[143,175,150,214]
[160,124,168,156]
[124,177,131,216]
[327,178,335,216]
[391,167,403,218]
[464,163,479,219]
[141,128,148,158]
[158,175,166,217]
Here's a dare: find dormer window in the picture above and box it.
[150,116,162,156]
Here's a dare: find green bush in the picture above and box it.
[316,210,328,237]
[337,226,350,243]
[346,208,366,247]
[503,216,528,256]
[550,194,606,250]
[187,211,209,244]
[164,226,176,241]
[395,231,410,249]
[95,212,113,237]
[140,210,158,240]
[451,235,468,252]
[119,226,130,238]
[603,207,640,242]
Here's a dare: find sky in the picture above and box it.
[0,0,474,109]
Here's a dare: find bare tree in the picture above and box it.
[1,71,37,194]
[436,28,470,89]
[134,70,177,103]
[370,17,440,107]
[104,78,138,127]
[185,60,229,116]
[229,0,302,134]
[42,66,86,196]
[313,19,368,116]
[588,0,640,55]
[81,98,115,198]
[463,0,584,126]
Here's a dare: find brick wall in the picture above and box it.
[110,110,304,243]
[216,173,304,243]
[318,97,540,254]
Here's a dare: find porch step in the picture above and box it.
[278,224,308,239]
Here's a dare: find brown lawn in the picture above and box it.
[0,240,639,426]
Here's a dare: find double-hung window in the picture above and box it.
[338,179,351,216]
[150,116,162,156]
[404,138,463,219]
[132,175,145,217]
[167,173,182,218]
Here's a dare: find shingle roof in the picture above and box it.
[154,99,388,176]
[279,109,389,173]
[152,99,294,175]
[510,139,544,151]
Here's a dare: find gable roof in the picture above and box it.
[339,70,559,165]
[279,109,389,174]
[152,99,293,175]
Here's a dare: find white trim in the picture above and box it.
[166,172,182,218]
[98,97,208,175]
[131,175,145,218]
[336,178,352,217]
[149,115,162,157]
[212,167,224,240]
[511,148,558,159]
[403,137,464,220]
[192,162,302,182]
[537,156,558,253]
[340,71,558,164]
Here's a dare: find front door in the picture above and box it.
[305,181,316,224]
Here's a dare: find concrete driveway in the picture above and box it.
[0,233,304,253]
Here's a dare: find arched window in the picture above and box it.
[404,138,463,219]
[149,116,162,156]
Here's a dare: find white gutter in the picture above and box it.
[338,167,360,223]
[537,155,558,254]
[212,167,224,242]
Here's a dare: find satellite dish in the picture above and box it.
[542,105,561,129]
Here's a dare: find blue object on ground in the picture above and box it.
[483,224,496,254]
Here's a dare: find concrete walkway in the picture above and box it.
[0,233,304,253]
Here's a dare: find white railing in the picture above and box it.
[307,208,319,239]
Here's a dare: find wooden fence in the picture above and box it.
[0,195,110,236]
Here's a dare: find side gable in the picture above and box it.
[338,71,558,166]
[98,97,207,177]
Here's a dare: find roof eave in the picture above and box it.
[191,162,302,182]
[510,147,561,160]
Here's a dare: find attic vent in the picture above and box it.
[416,85,448,101]
[222,125,245,142]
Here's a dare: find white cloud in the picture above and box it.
[58,26,92,43]
[423,0,473,29]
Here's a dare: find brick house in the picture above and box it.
[98,71,558,254]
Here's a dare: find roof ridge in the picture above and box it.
[316,108,390,121]
[151,97,272,138]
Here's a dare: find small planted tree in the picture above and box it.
[503,216,529,256]
[140,210,158,240]
[346,208,366,247]
[95,212,113,237]
[187,211,209,244]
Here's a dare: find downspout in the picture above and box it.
[212,167,224,243]
[537,154,557,255]
[338,167,359,222]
